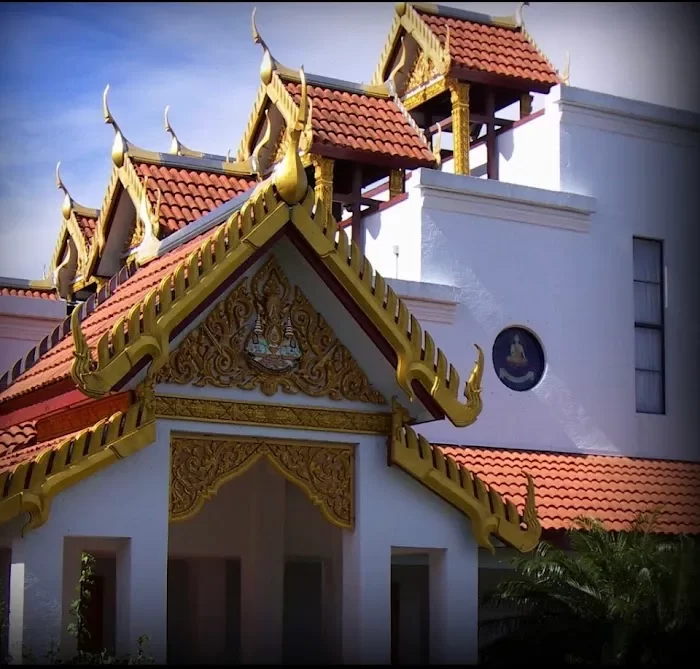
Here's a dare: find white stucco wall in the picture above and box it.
[360,87,700,461]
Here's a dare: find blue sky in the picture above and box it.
[1,2,698,279]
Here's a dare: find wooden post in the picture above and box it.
[485,88,499,181]
[351,165,364,254]
[389,169,406,199]
[448,79,470,176]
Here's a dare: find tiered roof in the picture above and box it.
[0,2,695,541]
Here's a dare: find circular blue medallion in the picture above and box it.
[492,327,545,392]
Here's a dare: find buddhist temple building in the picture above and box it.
[0,2,698,665]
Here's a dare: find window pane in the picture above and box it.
[635,370,664,413]
[634,281,662,324]
[635,327,663,372]
[633,238,662,283]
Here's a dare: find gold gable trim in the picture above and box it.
[156,257,386,405]
[389,403,541,553]
[154,395,391,435]
[169,434,354,529]
[0,398,155,534]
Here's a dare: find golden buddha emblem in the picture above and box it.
[245,266,302,373]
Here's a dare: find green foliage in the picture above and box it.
[479,510,700,665]
[1,551,155,665]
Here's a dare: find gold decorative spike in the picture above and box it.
[54,237,78,299]
[103,84,126,168]
[251,108,272,179]
[156,257,385,404]
[520,93,534,118]
[70,306,100,394]
[55,161,73,220]
[448,79,470,175]
[170,435,355,529]
[388,36,407,88]
[273,66,309,204]
[163,104,191,156]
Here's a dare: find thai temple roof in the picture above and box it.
[0,2,697,543]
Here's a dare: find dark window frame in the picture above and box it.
[633,236,666,415]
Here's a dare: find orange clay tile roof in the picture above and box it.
[440,446,700,535]
[135,161,256,235]
[0,228,213,404]
[285,82,435,165]
[0,286,58,300]
[75,213,98,244]
[0,421,37,455]
[416,10,559,86]
[0,431,76,474]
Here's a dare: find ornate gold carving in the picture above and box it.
[449,79,470,176]
[312,155,334,227]
[405,50,440,95]
[402,76,448,111]
[389,168,405,198]
[170,435,354,529]
[123,211,144,254]
[156,257,386,405]
[520,93,533,119]
[154,395,391,434]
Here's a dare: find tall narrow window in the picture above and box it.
[633,238,665,414]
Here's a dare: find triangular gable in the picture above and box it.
[372,3,561,98]
[156,256,386,405]
[65,71,483,429]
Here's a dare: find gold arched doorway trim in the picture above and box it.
[169,434,354,529]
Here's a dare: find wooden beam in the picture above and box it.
[485,88,499,181]
[425,115,513,136]
[350,165,364,253]
[333,194,381,210]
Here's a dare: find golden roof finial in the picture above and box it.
[251,6,269,51]
[55,161,73,220]
[251,108,272,180]
[164,105,179,155]
[273,66,308,205]
[103,84,127,168]
[515,1,530,28]
[388,36,407,88]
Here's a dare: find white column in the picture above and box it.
[240,460,286,664]
[59,539,83,659]
[341,527,392,664]
[8,531,64,664]
[188,558,227,663]
[115,530,168,663]
[429,542,479,664]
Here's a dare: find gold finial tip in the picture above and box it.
[251,6,260,43]
[55,161,65,191]
[260,48,273,85]
[396,2,407,17]
[102,84,111,124]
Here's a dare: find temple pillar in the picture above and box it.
[8,531,67,663]
[115,533,168,663]
[429,543,479,664]
[341,526,391,664]
[188,558,227,663]
[449,79,471,175]
[240,461,286,664]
